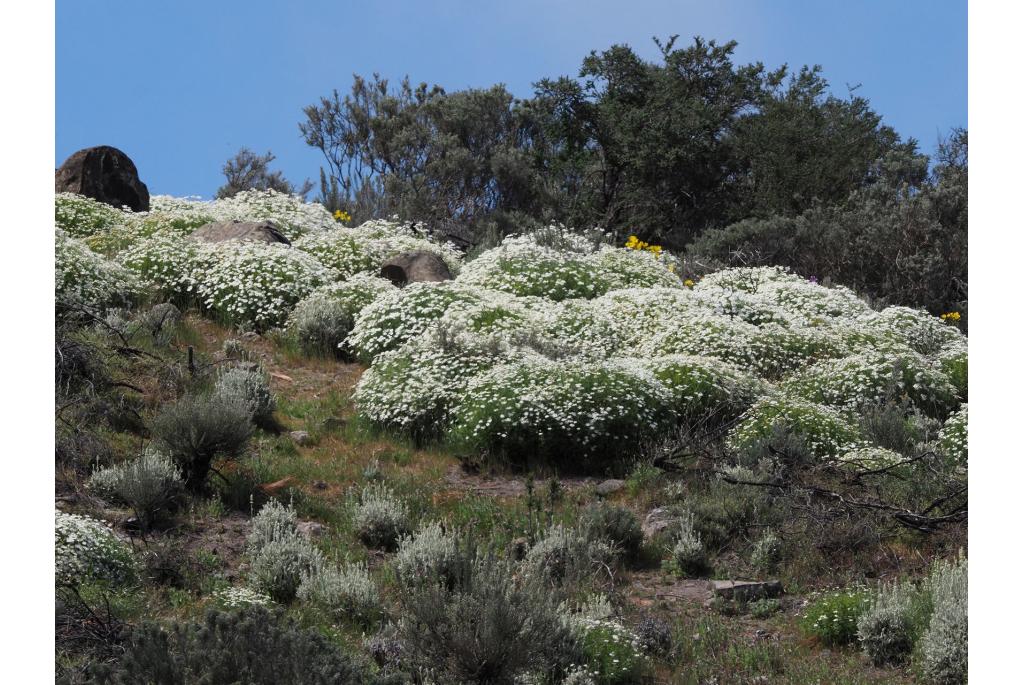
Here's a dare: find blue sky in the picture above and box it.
[56,0,966,199]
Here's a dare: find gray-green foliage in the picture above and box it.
[248,535,325,604]
[920,557,967,685]
[151,392,254,490]
[353,483,411,551]
[297,562,380,624]
[87,449,183,527]
[750,529,782,572]
[523,524,614,584]
[579,502,643,561]
[394,520,459,586]
[856,583,921,666]
[214,366,276,423]
[668,511,706,577]
[247,499,299,553]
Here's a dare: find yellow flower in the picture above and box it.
[333,209,352,223]
[684,279,695,288]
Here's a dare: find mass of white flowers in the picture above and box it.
[938,403,968,468]
[56,229,140,309]
[55,510,137,587]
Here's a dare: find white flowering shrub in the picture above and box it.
[938,404,967,469]
[118,231,203,300]
[346,282,494,362]
[297,562,381,623]
[835,446,907,472]
[214,188,336,240]
[353,483,411,550]
[394,520,459,585]
[56,229,140,309]
[55,193,132,238]
[213,586,273,609]
[588,244,682,290]
[191,242,335,329]
[286,274,397,357]
[574,618,649,685]
[640,354,764,420]
[597,287,701,349]
[457,235,613,301]
[799,587,872,646]
[449,358,677,466]
[860,306,965,357]
[639,314,763,372]
[759,280,872,323]
[55,510,137,587]
[782,349,959,419]
[537,298,628,357]
[728,394,862,459]
[214,365,277,423]
[937,343,967,400]
[693,265,805,293]
[920,556,967,685]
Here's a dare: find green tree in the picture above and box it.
[216,148,312,200]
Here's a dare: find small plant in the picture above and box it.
[212,586,273,609]
[394,520,459,586]
[87,448,183,528]
[214,365,277,424]
[55,510,137,588]
[575,618,650,684]
[247,534,325,603]
[297,562,381,624]
[151,393,254,490]
[580,502,643,561]
[246,499,299,553]
[748,598,782,618]
[856,582,919,666]
[286,274,396,357]
[920,556,967,685]
[523,524,614,584]
[353,483,411,551]
[666,511,707,577]
[750,529,783,573]
[799,587,872,646]
[634,615,673,655]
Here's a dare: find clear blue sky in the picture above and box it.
[56,0,966,199]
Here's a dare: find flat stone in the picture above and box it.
[642,507,679,540]
[189,219,291,245]
[380,250,452,286]
[289,430,311,446]
[709,579,783,602]
[595,479,626,495]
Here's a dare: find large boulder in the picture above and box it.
[189,220,290,246]
[55,145,150,212]
[380,250,452,286]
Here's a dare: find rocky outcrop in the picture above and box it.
[380,251,452,286]
[189,220,290,245]
[55,145,150,211]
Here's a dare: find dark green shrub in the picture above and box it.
[151,393,254,490]
[87,605,372,684]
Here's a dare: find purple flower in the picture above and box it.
[808,275,818,284]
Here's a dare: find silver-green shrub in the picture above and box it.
[750,529,782,573]
[287,274,396,357]
[394,520,459,585]
[856,582,919,665]
[215,366,276,423]
[247,499,299,554]
[353,483,411,550]
[522,524,613,584]
[247,535,325,603]
[297,562,380,623]
[920,556,967,685]
[86,449,183,527]
[668,511,706,576]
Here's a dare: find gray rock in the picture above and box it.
[296,520,325,538]
[709,579,783,602]
[642,507,679,540]
[594,479,626,495]
[380,250,452,286]
[189,220,291,246]
[55,145,150,211]
[289,430,311,446]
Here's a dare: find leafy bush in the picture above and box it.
[191,242,335,329]
[55,229,140,310]
[88,605,371,684]
[450,358,677,469]
[399,548,579,683]
[214,366,277,424]
[394,520,460,586]
[55,511,137,588]
[750,529,782,573]
[353,483,411,550]
[86,449,183,527]
[799,587,872,646]
[856,582,924,666]
[247,535,325,603]
[297,562,380,624]
[728,394,862,459]
[580,503,643,561]
[118,231,203,300]
[920,556,967,685]
[151,393,254,490]
[286,274,396,357]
